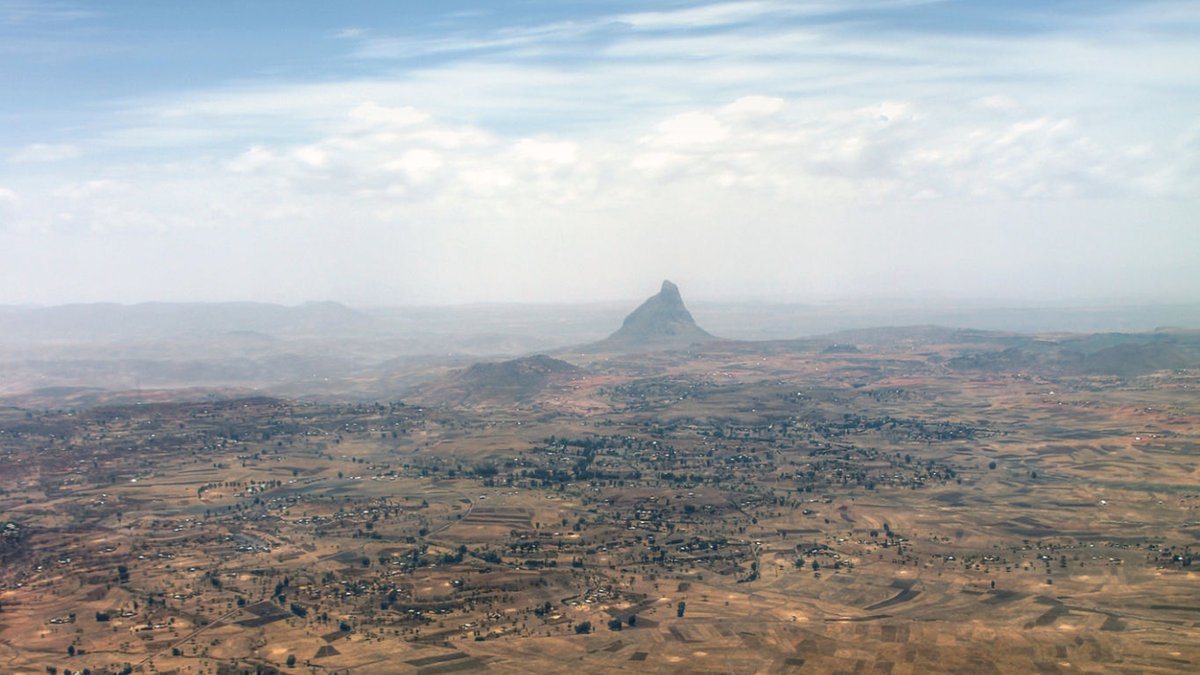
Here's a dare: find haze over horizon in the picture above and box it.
[2,0,1197,307]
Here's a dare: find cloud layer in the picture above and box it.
[1,0,1197,305]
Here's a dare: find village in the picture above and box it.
[2,342,1198,673]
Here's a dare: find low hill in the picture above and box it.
[947,329,1200,377]
[414,354,581,406]
[1079,340,1199,376]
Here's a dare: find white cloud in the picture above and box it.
[52,179,124,201]
[511,138,578,165]
[974,95,1019,112]
[293,145,328,168]
[226,145,275,173]
[16,96,1183,245]
[616,2,788,30]
[348,102,428,128]
[2,1,1197,304]
[720,95,785,118]
[649,111,729,146]
[0,185,20,227]
[613,1,945,31]
[10,143,81,163]
[384,148,444,183]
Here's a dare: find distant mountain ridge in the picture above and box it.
[0,301,375,342]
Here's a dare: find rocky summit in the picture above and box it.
[591,280,715,350]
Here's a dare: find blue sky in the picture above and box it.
[1,1,1197,305]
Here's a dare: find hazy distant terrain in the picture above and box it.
[3,282,1199,674]
[2,298,1199,407]
[0,302,613,403]
[689,301,1200,340]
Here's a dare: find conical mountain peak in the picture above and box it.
[591,280,715,351]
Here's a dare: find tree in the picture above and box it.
[608,618,623,631]
[287,654,296,667]
[677,601,686,618]
[575,621,592,634]
[627,614,637,627]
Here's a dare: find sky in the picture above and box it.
[0,0,1197,306]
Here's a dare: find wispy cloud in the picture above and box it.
[614,1,799,30]
[9,143,81,162]
[0,0,104,57]
[108,0,1193,145]
[342,0,950,63]
[0,0,97,26]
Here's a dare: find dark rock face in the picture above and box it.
[594,280,715,350]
